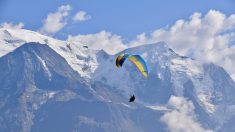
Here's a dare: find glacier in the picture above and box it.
[0,27,235,132]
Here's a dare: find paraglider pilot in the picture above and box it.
[129,95,135,102]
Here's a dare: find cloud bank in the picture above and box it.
[67,30,127,54]
[160,96,212,132]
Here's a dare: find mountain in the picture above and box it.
[0,27,235,132]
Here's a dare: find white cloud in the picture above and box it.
[39,4,71,35]
[160,96,212,132]
[0,22,24,29]
[73,11,91,22]
[67,30,127,54]
[129,10,235,78]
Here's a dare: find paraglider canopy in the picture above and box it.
[116,53,148,78]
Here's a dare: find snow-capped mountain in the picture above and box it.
[0,27,235,132]
[0,27,98,78]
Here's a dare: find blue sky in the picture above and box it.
[1,0,235,40]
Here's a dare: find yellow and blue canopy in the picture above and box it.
[116,53,148,78]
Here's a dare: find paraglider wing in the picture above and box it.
[128,55,148,77]
[116,53,130,67]
[116,53,148,77]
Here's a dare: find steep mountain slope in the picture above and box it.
[0,28,235,131]
[0,42,94,132]
[0,42,167,132]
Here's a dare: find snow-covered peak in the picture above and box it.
[120,42,176,59]
[0,27,98,78]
